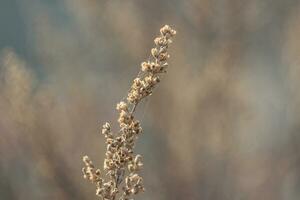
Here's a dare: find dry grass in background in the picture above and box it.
[1,0,300,200]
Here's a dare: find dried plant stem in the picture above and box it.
[130,103,137,114]
[82,25,176,200]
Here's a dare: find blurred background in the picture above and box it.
[1,0,300,199]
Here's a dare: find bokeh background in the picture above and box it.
[1,0,300,199]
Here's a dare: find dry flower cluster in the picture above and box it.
[82,25,176,200]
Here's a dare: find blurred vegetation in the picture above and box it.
[1,0,300,199]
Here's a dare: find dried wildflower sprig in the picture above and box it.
[82,25,176,200]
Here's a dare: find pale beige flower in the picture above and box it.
[116,101,128,112]
[82,25,176,200]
